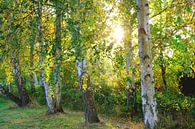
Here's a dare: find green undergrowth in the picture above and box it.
[0,96,143,129]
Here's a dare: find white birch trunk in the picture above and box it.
[34,72,39,86]
[71,0,99,122]
[52,0,63,112]
[38,0,54,114]
[136,0,158,128]
[11,50,30,106]
[76,57,99,123]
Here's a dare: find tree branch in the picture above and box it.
[0,84,22,106]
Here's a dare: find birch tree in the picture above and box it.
[136,0,158,128]
[123,1,137,112]
[37,0,54,114]
[29,17,36,95]
[10,10,30,107]
[0,1,31,107]
[52,0,63,112]
[70,21,100,123]
[68,0,100,123]
[119,0,137,112]
[76,57,100,123]
[11,48,30,107]
[125,33,136,111]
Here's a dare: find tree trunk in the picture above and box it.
[34,72,39,85]
[159,50,167,90]
[136,0,158,128]
[0,85,22,106]
[122,1,137,113]
[38,0,54,114]
[76,58,100,124]
[53,0,63,113]
[70,0,99,123]
[126,35,136,112]
[29,25,36,95]
[11,51,30,107]
[7,83,13,92]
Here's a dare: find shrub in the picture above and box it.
[156,91,194,114]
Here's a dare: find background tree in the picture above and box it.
[52,0,63,112]
[37,0,55,113]
[67,0,100,123]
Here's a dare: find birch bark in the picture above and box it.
[11,50,30,106]
[53,0,63,112]
[76,58,100,124]
[38,0,54,114]
[136,0,158,128]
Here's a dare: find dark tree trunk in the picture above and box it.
[160,63,167,89]
[70,0,99,123]
[82,89,100,123]
[159,51,167,90]
[82,78,99,123]
[29,16,36,95]
[11,51,30,107]
[122,4,137,112]
[0,85,22,106]
[125,39,136,113]
[77,59,100,124]
[126,66,136,113]
[30,38,35,95]
[53,0,63,113]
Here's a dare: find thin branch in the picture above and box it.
[150,6,169,19]
[150,0,175,19]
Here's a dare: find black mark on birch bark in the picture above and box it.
[143,55,150,60]
[145,3,149,7]
[150,105,154,116]
[139,28,147,35]
[145,74,151,80]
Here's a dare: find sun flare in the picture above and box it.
[113,25,124,45]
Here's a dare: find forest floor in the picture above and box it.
[0,97,143,129]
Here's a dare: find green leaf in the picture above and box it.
[176,16,182,23]
[186,6,191,12]
[175,35,181,39]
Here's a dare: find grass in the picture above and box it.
[0,96,143,129]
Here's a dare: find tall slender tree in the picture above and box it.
[119,0,137,112]
[37,0,54,114]
[29,17,36,95]
[125,36,136,112]
[76,57,100,123]
[52,0,63,112]
[136,0,158,128]
[71,21,100,124]
[68,0,100,123]
[0,0,31,107]
[11,48,30,107]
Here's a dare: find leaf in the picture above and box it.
[175,35,181,39]
[176,16,182,23]
[186,6,191,12]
